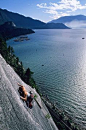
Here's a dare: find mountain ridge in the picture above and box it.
[50,15,86,28]
[50,15,86,23]
[0,8,45,29]
[0,8,70,29]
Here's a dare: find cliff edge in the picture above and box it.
[0,54,58,130]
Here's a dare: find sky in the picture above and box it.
[0,0,86,22]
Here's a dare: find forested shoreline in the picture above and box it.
[0,22,38,92]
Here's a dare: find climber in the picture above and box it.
[18,83,34,109]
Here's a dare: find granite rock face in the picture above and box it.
[0,54,58,130]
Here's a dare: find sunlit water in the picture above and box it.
[7,29,86,128]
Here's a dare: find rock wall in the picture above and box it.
[0,54,58,130]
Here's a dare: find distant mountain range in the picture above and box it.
[1,8,86,29]
[50,15,86,23]
[0,8,70,29]
[50,15,86,28]
[35,23,70,29]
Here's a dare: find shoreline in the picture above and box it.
[41,94,83,130]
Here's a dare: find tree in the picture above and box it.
[16,57,19,65]
[0,38,8,61]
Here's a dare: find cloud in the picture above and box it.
[59,0,86,11]
[37,0,86,19]
[65,20,86,28]
[37,3,47,8]
[44,9,70,19]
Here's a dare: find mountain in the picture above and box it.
[0,21,34,40]
[35,23,70,29]
[0,54,58,130]
[50,15,86,28]
[50,15,86,23]
[0,8,45,29]
[0,8,70,29]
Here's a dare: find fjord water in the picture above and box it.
[7,29,86,128]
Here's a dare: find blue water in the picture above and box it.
[7,29,86,128]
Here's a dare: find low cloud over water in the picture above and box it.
[65,20,86,28]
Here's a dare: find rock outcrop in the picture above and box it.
[0,22,34,40]
[0,54,58,130]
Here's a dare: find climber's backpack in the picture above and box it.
[27,93,34,109]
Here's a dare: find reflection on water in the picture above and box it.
[7,29,86,128]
